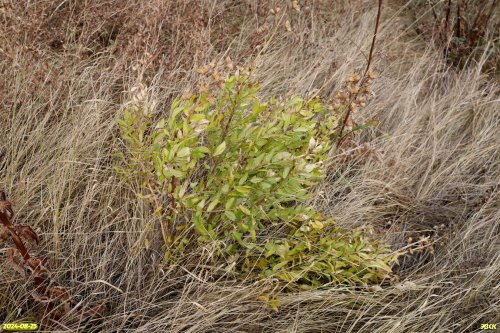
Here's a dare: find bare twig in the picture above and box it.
[337,0,383,149]
[445,0,452,39]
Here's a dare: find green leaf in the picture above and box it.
[155,119,166,129]
[272,260,289,272]
[294,127,309,132]
[190,113,206,122]
[170,105,184,121]
[310,221,324,230]
[225,210,237,221]
[235,186,251,194]
[238,173,249,185]
[177,147,191,158]
[225,197,236,210]
[250,177,263,184]
[197,199,206,210]
[221,184,230,193]
[225,76,236,90]
[193,215,208,236]
[282,166,291,178]
[232,230,243,244]
[368,260,392,272]
[238,204,251,215]
[213,141,227,156]
[239,223,249,232]
[192,146,210,158]
[273,152,291,162]
[260,182,272,190]
[163,167,185,179]
[195,146,210,154]
[207,198,220,212]
[268,299,281,312]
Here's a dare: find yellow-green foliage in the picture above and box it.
[117,70,396,288]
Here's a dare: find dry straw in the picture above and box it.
[1,0,498,331]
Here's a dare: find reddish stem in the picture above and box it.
[0,196,45,290]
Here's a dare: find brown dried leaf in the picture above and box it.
[347,73,361,82]
[212,70,221,81]
[6,247,26,278]
[348,84,359,94]
[49,286,72,302]
[49,287,73,313]
[0,199,13,219]
[196,65,209,75]
[26,257,49,276]
[225,56,234,70]
[31,290,51,303]
[15,224,39,245]
[0,225,9,241]
[197,84,209,93]
[367,69,378,79]
[81,303,107,318]
[181,92,193,100]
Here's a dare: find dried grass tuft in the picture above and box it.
[1,0,498,332]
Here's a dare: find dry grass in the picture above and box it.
[1,0,498,332]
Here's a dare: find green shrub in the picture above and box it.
[117,70,396,288]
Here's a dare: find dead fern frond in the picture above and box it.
[0,190,106,329]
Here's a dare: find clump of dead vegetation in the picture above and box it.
[410,0,499,74]
[0,191,105,327]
